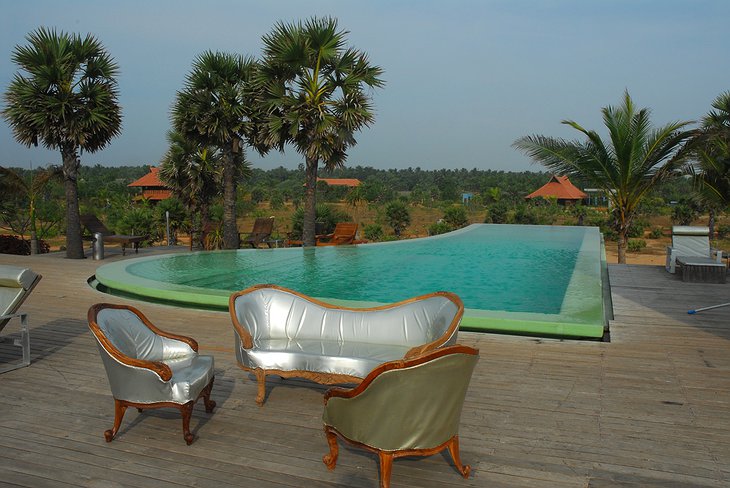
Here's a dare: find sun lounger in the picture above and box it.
[81,214,145,256]
[0,265,41,373]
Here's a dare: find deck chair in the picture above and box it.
[87,303,216,444]
[322,345,479,488]
[240,217,274,248]
[0,265,41,373]
[81,214,145,256]
[316,222,358,246]
[665,226,723,274]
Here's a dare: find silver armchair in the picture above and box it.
[322,345,479,488]
[87,303,216,444]
[0,265,41,374]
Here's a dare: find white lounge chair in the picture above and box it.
[665,226,723,274]
[0,265,42,373]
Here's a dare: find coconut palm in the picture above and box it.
[687,92,730,211]
[679,92,730,237]
[2,27,122,258]
[172,51,258,249]
[258,17,384,246]
[514,91,693,263]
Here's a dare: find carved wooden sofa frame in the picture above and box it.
[229,284,464,406]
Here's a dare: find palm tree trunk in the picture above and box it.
[708,208,716,239]
[61,147,84,259]
[302,156,318,247]
[617,229,628,264]
[221,145,239,249]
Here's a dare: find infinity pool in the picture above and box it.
[93,224,611,338]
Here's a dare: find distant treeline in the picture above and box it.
[7,163,693,207]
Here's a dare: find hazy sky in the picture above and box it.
[1,1,728,172]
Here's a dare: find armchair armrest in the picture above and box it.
[93,328,173,381]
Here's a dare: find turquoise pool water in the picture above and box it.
[94,224,610,338]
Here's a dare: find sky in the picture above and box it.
[1,0,728,172]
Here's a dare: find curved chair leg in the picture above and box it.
[377,452,394,488]
[254,369,267,406]
[447,436,471,478]
[104,399,127,442]
[322,427,339,470]
[179,401,195,445]
[201,377,216,413]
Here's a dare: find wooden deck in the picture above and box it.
[1,249,729,487]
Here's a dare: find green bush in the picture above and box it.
[649,227,664,239]
[289,204,351,239]
[384,200,411,237]
[627,218,648,238]
[628,238,647,252]
[442,205,468,229]
[717,224,730,239]
[485,202,509,224]
[428,221,452,236]
[363,223,384,241]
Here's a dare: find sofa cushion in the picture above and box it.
[244,339,412,379]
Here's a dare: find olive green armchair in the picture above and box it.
[322,345,479,488]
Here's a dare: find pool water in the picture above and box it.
[94,224,610,338]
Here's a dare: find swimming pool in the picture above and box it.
[93,224,611,338]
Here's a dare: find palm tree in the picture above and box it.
[173,51,258,249]
[0,165,62,254]
[686,91,730,236]
[158,131,222,235]
[514,91,693,263]
[258,17,384,246]
[2,27,122,258]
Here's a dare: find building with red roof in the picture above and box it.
[128,167,172,202]
[525,175,587,205]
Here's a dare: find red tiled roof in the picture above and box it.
[316,178,361,187]
[525,175,587,200]
[128,167,167,188]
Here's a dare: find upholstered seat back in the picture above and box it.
[232,287,460,347]
[323,347,478,451]
[0,265,40,330]
[672,226,711,257]
[95,308,168,361]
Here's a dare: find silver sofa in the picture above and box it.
[229,284,464,405]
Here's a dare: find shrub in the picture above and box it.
[442,205,468,229]
[627,218,648,238]
[0,235,50,255]
[628,238,646,252]
[363,223,384,241]
[384,200,411,237]
[290,204,351,239]
[485,202,509,224]
[269,191,284,210]
[717,224,730,239]
[428,221,451,236]
[649,227,664,239]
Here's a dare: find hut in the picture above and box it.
[525,175,587,205]
[128,167,172,202]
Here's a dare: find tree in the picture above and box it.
[159,131,221,234]
[258,17,384,246]
[686,91,730,236]
[513,91,693,263]
[0,165,62,253]
[384,200,411,237]
[3,27,122,258]
[173,51,258,249]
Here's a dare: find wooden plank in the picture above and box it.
[0,252,729,487]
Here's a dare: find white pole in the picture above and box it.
[166,211,171,246]
[687,302,730,314]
